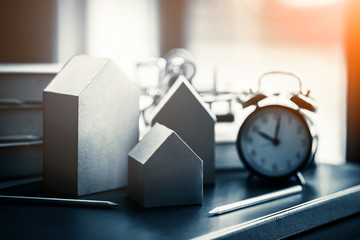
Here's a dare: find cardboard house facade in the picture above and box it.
[128,123,203,208]
[43,55,140,196]
[151,76,216,184]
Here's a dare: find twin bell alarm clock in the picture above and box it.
[236,71,318,179]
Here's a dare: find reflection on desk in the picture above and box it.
[0,163,360,239]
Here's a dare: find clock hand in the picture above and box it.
[257,130,280,146]
[257,130,275,143]
[274,114,281,140]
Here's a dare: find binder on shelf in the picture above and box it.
[0,63,61,179]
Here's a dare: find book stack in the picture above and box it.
[0,63,61,180]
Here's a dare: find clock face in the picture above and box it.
[237,105,312,178]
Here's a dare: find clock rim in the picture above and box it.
[236,104,314,179]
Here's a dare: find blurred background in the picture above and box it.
[1,0,359,166]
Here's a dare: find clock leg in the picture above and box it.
[296,172,307,186]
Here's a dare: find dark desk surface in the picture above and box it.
[0,163,360,239]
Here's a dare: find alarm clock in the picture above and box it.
[236,71,318,179]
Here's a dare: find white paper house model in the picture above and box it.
[128,123,203,208]
[151,76,216,184]
[43,55,140,196]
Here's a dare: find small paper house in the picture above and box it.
[128,123,203,208]
[43,55,140,196]
[151,76,216,184]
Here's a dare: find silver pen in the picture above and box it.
[0,195,118,208]
[209,185,303,216]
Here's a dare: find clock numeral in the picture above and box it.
[288,116,292,125]
[272,164,278,172]
[251,150,257,157]
[301,139,306,147]
[252,125,259,132]
[296,151,301,159]
[260,158,266,165]
[261,116,268,124]
[273,112,280,120]
[286,160,292,168]
[246,136,253,143]
[297,126,303,134]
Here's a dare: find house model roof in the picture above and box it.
[151,76,216,123]
[129,123,174,164]
[44,55,110,96]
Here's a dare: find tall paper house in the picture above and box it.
[128,123,203,208]
[43,55,140,196]
[151,76,216,184]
